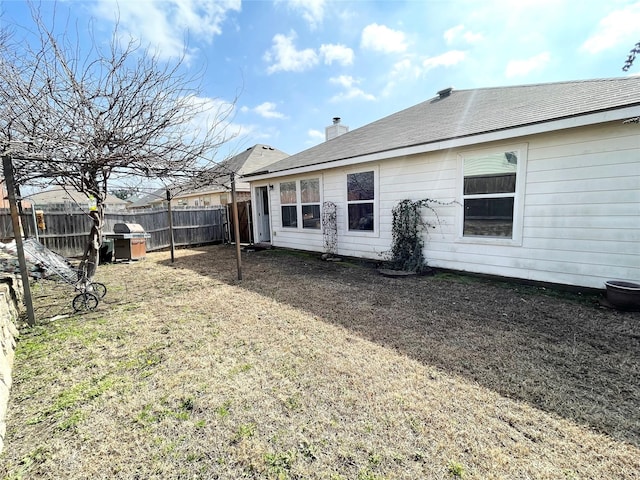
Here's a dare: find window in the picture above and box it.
[301,179,320,229]
[347,171,374,231]
[280,178,321,229]
[462,151,518,238]
[280,181,297,228]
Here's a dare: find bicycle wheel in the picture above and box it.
[89,282,107,298]
[72,292,99,312]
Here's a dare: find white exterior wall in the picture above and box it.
[254,120,639,289]
[266,173,328,253]
[517,123,638,288]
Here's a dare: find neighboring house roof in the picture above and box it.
[127,188,166,209]
[129,144,289,208]
[229,144,290,176]
[184,144,289,194]
[29,186,128,207]
[247,77,640,177]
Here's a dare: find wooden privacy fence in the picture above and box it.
[0,206,228,258]
[227,200,252,244]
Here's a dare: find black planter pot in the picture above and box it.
[604,280,640,311]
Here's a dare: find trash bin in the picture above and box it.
[106,223,150,261]
[99,238,114,263]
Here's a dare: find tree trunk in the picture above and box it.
[78,206,103,285]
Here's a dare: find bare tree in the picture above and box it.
[622,41,640,125]
[0,6,237,283]
[622,40,640,71]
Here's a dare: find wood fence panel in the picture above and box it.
[0,206,227,258]
[0,209,37,243]
[228,201,252,244]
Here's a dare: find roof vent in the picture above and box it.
[332,117,341,124]
[437,87,453,99]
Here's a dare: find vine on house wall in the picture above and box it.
[322,201,337,256]
[388,198,456,273]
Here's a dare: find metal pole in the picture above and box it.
[166,188,175,263]
[231,173,242,280]
[31,207,39,242]
[2,155,36,326]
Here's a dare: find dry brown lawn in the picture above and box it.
[1,244,639,479]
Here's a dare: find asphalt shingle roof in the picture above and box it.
[183,144,289,194]
[29,186,128,206]
[129,144,289,207]
[255,77,640,175]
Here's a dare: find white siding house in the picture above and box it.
[246,78,640,289]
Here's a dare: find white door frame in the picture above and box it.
[254,185,271,243]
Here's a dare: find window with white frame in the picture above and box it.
[280,181,297,228]
[462,150,518,238]
[280,178,321,229]
[347,170,375,231]
[301,179,321,229]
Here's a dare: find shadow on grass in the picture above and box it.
[161,245,640,448]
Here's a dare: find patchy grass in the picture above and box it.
[1,244,639,479]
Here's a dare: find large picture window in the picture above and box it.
[462,151,518,238]
[347,171,374,231]
[280,178,321,229]
[280,181,297,228]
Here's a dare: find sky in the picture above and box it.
[2,0,639,163]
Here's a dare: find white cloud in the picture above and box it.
[444,24,483,45]
[329,75,375,102]
[422,50,466,70]
[179,95,243,145]
[308,129,325,141]
[361,23,408,53]
[463,30,484,44]
[581,3,640,54]
[391,58,421,78]
[380,59,415,98]
[264,31,319,74]
[505,52,551,78]
[319,43,354,66]
[253,102,287,119]
[93,0,241,61]
[330,75,356,88]
[277,0,326,29]
[444,25,465,44]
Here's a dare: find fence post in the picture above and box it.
[2,155,36,326]
[231,173,242,281]
[166,189,175,263]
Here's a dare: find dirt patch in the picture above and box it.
[2,244,639,479]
